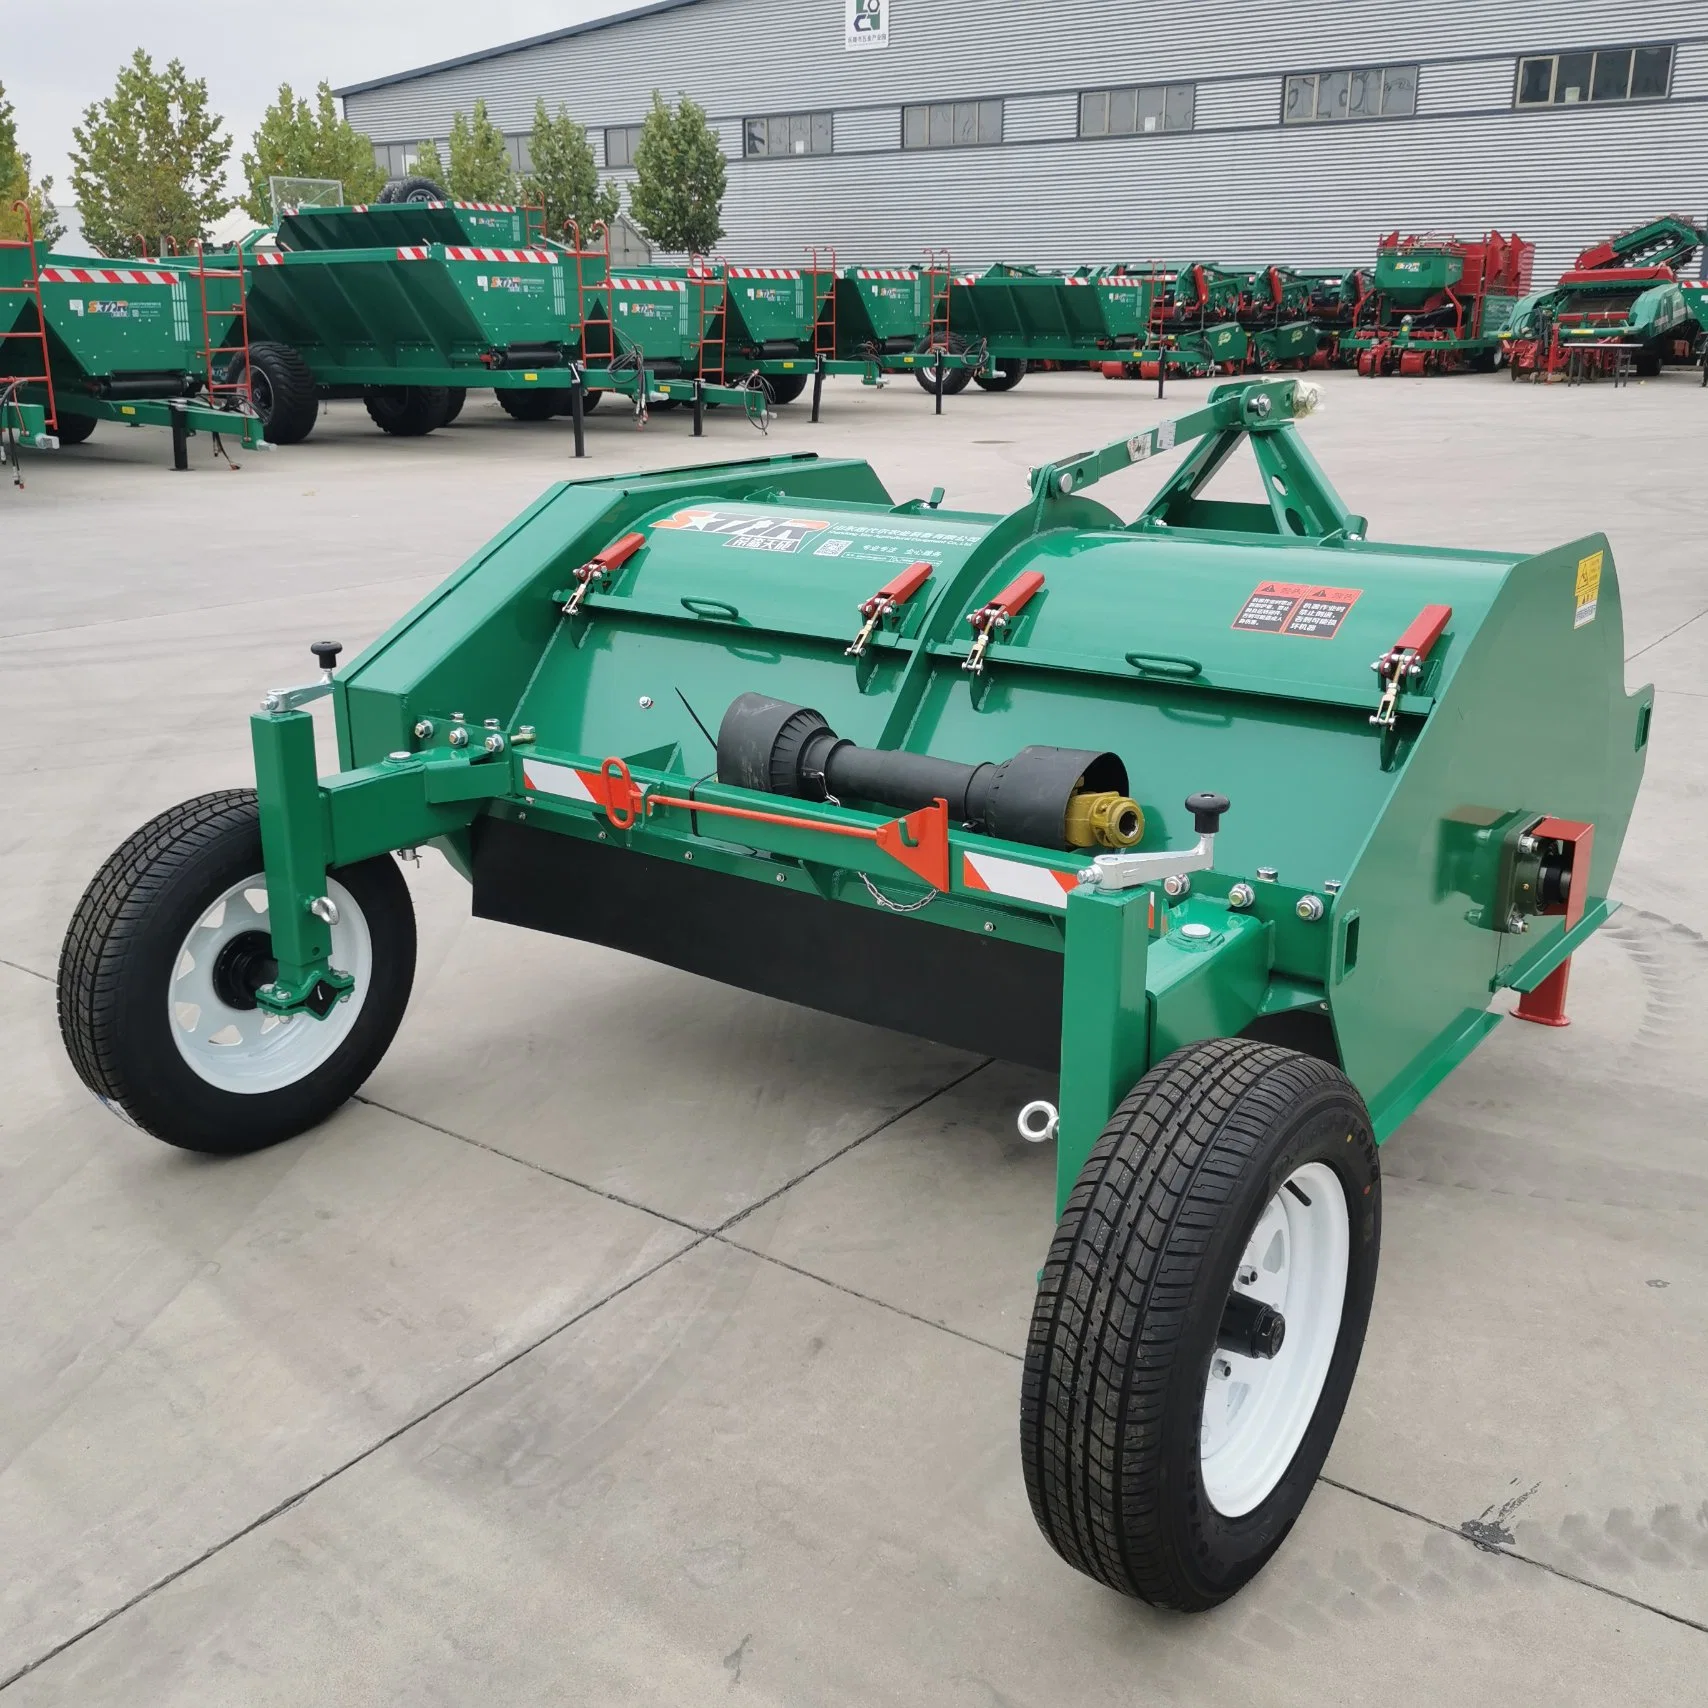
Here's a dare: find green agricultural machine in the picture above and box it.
[1127,262,1251,378]
[1685,279,1708,382]
[0,217,267,471]
[1237,266,1324,369]
[1503,214,1707,382]
[1343,230,1534,376]
[217,210,769,447]
[60,376,1650,1609]
[939,262,1154,392]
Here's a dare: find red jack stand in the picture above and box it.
[1513,817,1594,1029]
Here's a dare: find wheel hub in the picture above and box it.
[209,929,276,1010]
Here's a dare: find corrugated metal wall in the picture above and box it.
[340,0,1708,278]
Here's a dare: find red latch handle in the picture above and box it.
[1393,603,1452,663]
[859,560,932,619]
[590,532,646,573]
[982,568,1045,625]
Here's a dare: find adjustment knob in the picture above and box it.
[1185,792,1230,835]
[310,641,342,673]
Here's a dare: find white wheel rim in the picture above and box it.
[1200,1160,1350,1518]
[168,874,371,1095]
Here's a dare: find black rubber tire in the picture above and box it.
[494,387,560,422]
[913,360,973,397]
[759,372,808,405]
[1021,1037,1381,1610]
[554,388,603,416]
[56,790,416,1156]
[363,385,451,436]
[52,413,97,446]
[379,175,449,205]
[243,341,319,445]
[440,386,467,425]
[1633,349,1663,379]
[974,357,1027,392]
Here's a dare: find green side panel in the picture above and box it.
[18,255,210,383]
[836,268,928,349]
[722,270,816,353]
[1375,246,1466,300]
[1332,534,1650,1126]
[245,246,576,380]
[279,202,529,251]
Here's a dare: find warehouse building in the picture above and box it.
[335,0,1708,279]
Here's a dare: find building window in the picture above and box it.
[1515,44,1673,107]
[1283,65,1418,124]
[902,100,1003,149]
[507,133,533,173]
[1080,83,1195,137]
[604,125,645,168]
[745,112,834,157]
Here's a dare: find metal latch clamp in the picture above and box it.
[963,569,1045,674]
[847,560,933,657]
[1371,603,1452,729]
[557,531,646,617]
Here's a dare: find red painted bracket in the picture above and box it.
[848,560,933,657]
[586,759,951,892]
[1373,603,1453,728]
[964,569,1046,673]
[561,532,646,616]
[1514,817,1595,1028]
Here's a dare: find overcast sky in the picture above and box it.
[9,1,632,199]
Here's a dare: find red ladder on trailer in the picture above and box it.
[922,247,953,351]
[564,220,614,363]
[195,240,254,412]
[690,253,727,384]
[0,201,58,433]
[806,245,838,358]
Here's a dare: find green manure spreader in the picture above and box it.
[59,378,1649,1608]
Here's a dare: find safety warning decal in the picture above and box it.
[1574,550,1602,629]
[652,509,830,553]
[1232,580,1363,639]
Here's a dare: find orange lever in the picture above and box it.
[964,570,1045,674]
[561,532,646,617]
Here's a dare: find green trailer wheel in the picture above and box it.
[974,357,1027,392]
[364,385,452,436]
[495,388,559,422]
[1022,1038,1380,1609]
[243,341,319,445]
[56,790,416,1155]
[52,413,97,446]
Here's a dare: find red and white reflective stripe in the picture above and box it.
[453,200,516,211]
[855,268,917,280]
[953,275,976,286]
[396,246,431,261]
[728,266,799,279]
[960,853,1080,910]
[520,759,601,804]
[1065,278,1090,286]
[256,251,285,266]
[41,265,178,286]
[609,276,687,292]
[443,246,558,263]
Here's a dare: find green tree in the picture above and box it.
[446,99,518,202]
[240,80,385,222]
[628,91,725,254]
[0,81,63,245]
[69,50,231,257]
[520,99,619,241]
[407,138,447,189]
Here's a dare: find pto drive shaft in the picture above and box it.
[716,693,1143,852]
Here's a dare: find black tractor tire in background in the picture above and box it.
[379,175,450,204]
[56,790,416,1156]
[364,385,452,436]
[1634,347,1664,379]
[52,413,98,445]
[1021,1037,1381,1610]
[440,387,467,425]
[913,343,975,397]
[760,372,809,405]
[243,341,319,445]
[495,387,560,422]
[974,357,1028,392]
[554,389,603,416]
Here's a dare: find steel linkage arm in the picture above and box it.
[1025,377,1366,543]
